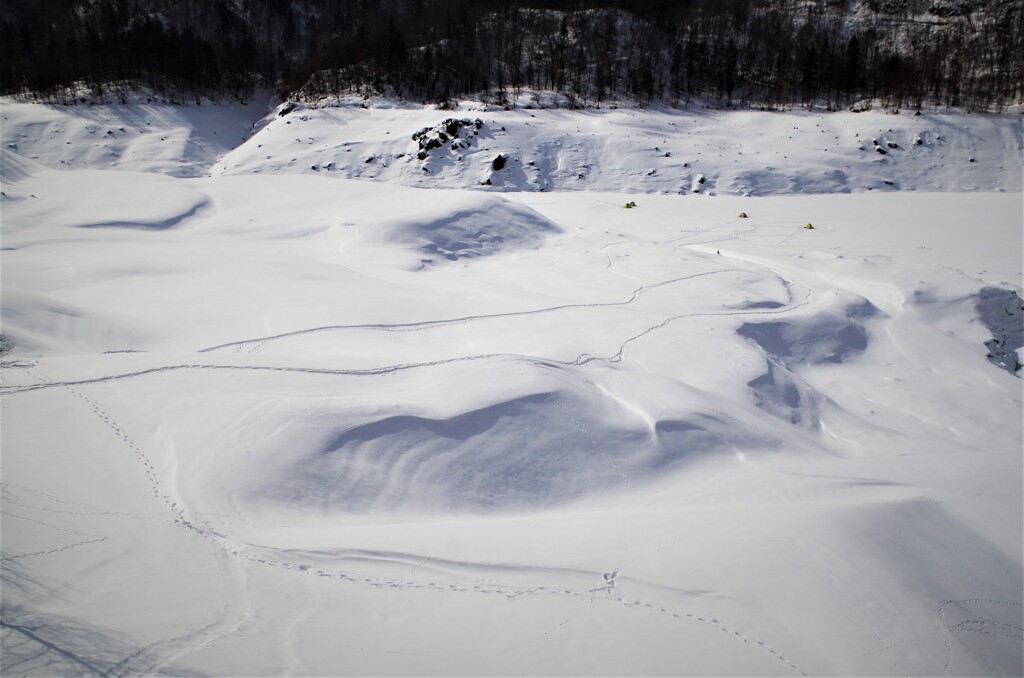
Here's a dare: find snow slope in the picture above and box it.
[2,98,1022,676]
[214,99,1022,195]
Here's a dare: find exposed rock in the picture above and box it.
[412,118,486,162]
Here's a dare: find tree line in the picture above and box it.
[2,0,1021,111]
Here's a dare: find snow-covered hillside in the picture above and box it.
[2,98,1022,676]
[211,99,1022,195]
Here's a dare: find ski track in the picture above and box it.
[106,558,252,678]
[0,509,111,562]
[196,219,784,356]
[196,267,748,355]
[2,225,812,397]
[279,593,313,676]
[0,265,810,397]
[0,535,110,563]
[0,285,809,396]
[0,481,158,522]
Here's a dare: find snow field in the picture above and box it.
[1,98,1022,676]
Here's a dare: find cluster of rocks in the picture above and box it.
[412,118,484,160]
[870,137,900,154]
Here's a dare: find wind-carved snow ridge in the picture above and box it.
[976,287,1023,375]
[737,296,880,426]
[737,297,878,368]
[398,197,561,265]
[2,168,210,232]
[251,386,769,515]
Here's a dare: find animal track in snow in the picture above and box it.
[937,598,1024,676]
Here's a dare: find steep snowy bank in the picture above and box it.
[212,101,1022,195]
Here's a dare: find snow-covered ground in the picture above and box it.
[2,97,1022,676]
[214,99,1021,195]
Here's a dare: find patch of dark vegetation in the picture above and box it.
[3,2,1020,111]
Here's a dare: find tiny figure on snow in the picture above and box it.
[804,223,814,229]
[738,212,748,218]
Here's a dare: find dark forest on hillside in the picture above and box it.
[2,0,1021,109]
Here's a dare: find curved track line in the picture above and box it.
[938,598,1024,676]
[196,217,793,357]
[232,546,807,676]
[5,224,813,397]
[196,267,745,354]
[2,285,811,398]
[0,536,109,562]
